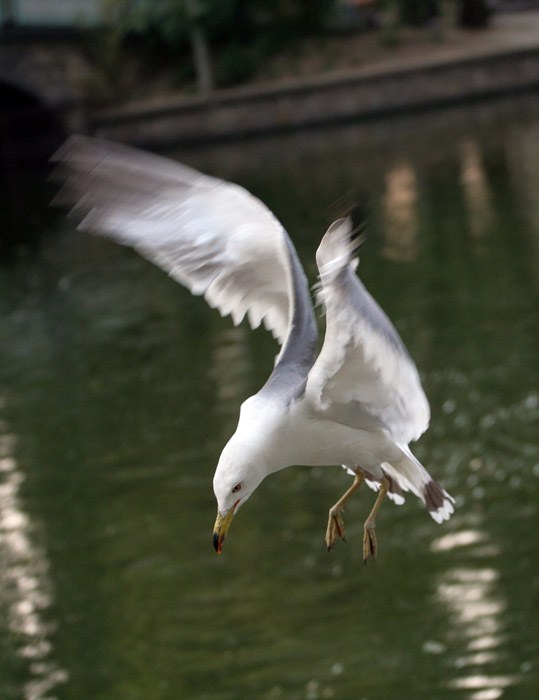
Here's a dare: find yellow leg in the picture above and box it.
[325,470,365,551]
[363,476,390,564]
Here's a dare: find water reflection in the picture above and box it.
[381,160,419,262]
[504,123,539,284]
[431,519,517,700]
[459,139,493,241]
[0,406,67,699]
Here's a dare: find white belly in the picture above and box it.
[271,399,401,475]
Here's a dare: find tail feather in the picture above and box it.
[354,445,455,522]
[423,479,455,523]
[390,445,454,522]
[363,469,405,506]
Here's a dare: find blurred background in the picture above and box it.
[1,2,538,699]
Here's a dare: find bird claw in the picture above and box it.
[325,507,347,551]
[363,520,377,564]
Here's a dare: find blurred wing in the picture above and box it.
[53,136,305,349]
[305,217,430,444]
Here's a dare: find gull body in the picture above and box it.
[54,136,455,559]
[219,392,401,480]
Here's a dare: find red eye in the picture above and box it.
[232,483,242,493]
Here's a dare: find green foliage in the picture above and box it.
[383,0,440,27]
[106,0,336,89]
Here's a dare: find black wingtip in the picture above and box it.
[345,202,369,243]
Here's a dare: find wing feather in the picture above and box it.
[53,136,298,347]
[305,217,430,444]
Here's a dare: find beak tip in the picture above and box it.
[213,532,223,554]
[213,505,237,554]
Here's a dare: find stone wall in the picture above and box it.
[91,48,539,148]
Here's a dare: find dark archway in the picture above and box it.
[0,82,65,255]
[0,81,65,166]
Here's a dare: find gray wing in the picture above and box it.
[53,136,317,382]
[305,217,430,445]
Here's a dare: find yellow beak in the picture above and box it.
[213,507,236,554]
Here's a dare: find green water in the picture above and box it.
[1,96,538,700]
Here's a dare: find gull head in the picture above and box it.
[212,435,267,554]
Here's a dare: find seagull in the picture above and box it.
[53,136,455,562]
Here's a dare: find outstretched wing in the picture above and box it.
[305,216,430,445]
[53,136,317,378]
